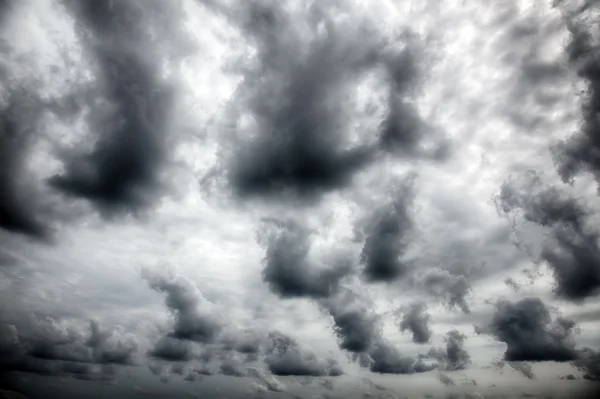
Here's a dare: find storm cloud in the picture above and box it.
[551,2,600,192]
[359,176,417,282]
[143,269,222,343]
[198,0,440,204]
[397,301,432,344]
[427,330,471,371]
[496,171,600,301]
[47,0,177,215]
[477,297,579,362]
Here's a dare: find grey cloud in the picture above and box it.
[397,301,432,344]
[507,361,536,380]
[496,172,600,301]
[219,354,247,377]
[0,86,52,239]
[504,278,521,292]
[573,347,600,381]
[427,330,471,371]
[0,319,136,381]
[200,1,441,203]
[148,337,193,362]
[48,0,177,216]
[368,340,435,375]
[477,297,578,362]
[418,268,472,313]
[323,295,382,354]
[261,220,351,299]
[143,270,222,343]
[263,331,342,377]
[551,3,600,192]
[359,176,416,282]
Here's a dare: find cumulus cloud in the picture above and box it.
[476,297,579,362]
[0,319,137,381]
[368,339,434,375]
[260,219,351,299]
[427,330,471,371]
[396,301,432,344]
[496,171,600,301]
[0,85,52,239]
[358,176,417,282]
[507,361,536,380]
[418,268,472,313]
[48,0,178,216]
[551,2,600,192]
[143,269,222,343]
[263,331,342,377]
[198,1,443,204]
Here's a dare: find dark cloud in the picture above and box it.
[508,361,536,380]
[261,220,351,299]
[0,86,51,239]
[418,268,472,313]
[323,295,381,354]
[359,176,416,282]
[573,347,600,381]
[147,337,193,362]
[496,172,600,301]
[551,3,600,192]
[262,332,342,377]
[504,277,521,292]
[48,0,176,215]
[0,319,136,381]
[219,354,247,377]
[477,297,578,362]
[198,1,441,203]
[397,301,432,344]
[143,270,222,343]
[368,339,435,375]
[427,330,471,371]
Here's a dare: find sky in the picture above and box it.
[0,0,599,398]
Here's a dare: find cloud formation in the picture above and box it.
[48,0,177,215]
[359,177,416,282]
[397,301,432,344]
[476,297,578,362]
[496,171,600,301]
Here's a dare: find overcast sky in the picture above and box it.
[1,0,599,398]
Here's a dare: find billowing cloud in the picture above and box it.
[48,0,178,215]
[477,297,578,362]
[551,2,600,192]
[368,339,434,375]
[263,332,342,377]
[418,268,472,313]
[260,220,351,299]
[397,301,432,344]
[0,319,137,381]
[358,176,416,282]
[427,330,471,371]
[496,172,600,301]
[0,86,51,239]
[197,1,443,204]
[143,269,222,343]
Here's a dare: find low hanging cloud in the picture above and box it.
[496,171,600,301]
[427,330,471,371]
[359,176,417,283]
[396,301,432,344]
[260,220,352,299]
[368,339,435,375]
[507,361,536,380]
[143,269,222,344]
[262,331,342,377]
[48,0,177,216]
[476,297,579,362]
[0,319,137,381]
[418,268,472,314]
